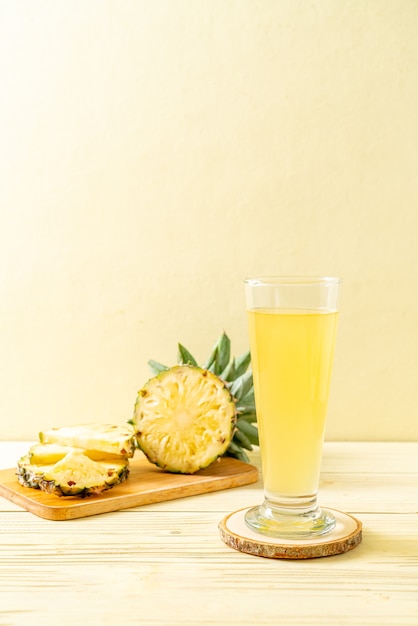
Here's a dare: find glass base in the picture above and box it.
[244,500,336,540]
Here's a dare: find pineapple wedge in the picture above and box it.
[39,424,136,458]
[132,365,236,474]
[37,450,130,497]
[28,443,127,464]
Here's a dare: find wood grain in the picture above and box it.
[0,454,258,520]
[1,442,418,626]
[219,507,362,559]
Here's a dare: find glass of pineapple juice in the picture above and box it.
[244,276,341,539]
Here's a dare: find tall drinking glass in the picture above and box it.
[244,276,341,539]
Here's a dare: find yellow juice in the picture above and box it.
[247,308,339,498]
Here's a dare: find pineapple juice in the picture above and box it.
[247,308,338,499]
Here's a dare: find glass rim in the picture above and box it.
[244,276,341,287]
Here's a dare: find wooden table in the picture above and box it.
[1,441,417,625]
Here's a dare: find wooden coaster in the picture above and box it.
[219,507,362,559]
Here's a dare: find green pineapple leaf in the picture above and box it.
[148,360,169,375]
[178,343,198,367]
[230,370,253,402]
[233,427,253,451]
[236,410,257,423]
[236,418,259,446]
[225,440,250,463]
[203,344,218,371]
[220,359,235,382]
[234,350,251,377]
[215,332,231,375]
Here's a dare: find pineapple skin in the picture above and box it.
[38,465,130,497]
[16,456,50,489]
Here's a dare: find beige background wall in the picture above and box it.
[1,0,417,441]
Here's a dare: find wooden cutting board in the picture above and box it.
[0,454,259,521]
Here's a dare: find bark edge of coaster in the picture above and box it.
[219,507,362,560]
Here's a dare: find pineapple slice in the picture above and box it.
[146,331,259,463]
[39,424,136,458]
[37,450,129,497]
[132,365,236,474]
[28,443,128,464]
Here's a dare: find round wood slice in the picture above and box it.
[219,507,362,560]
